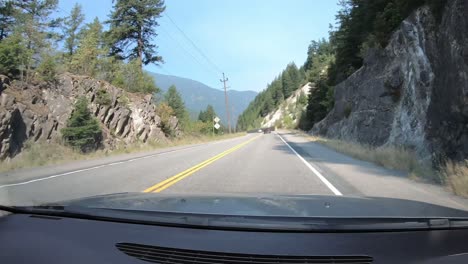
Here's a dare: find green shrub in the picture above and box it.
[36,54,58,83]
[112,60,159,94]
[156,102,175,137]
[61,97,102,152]
[95,89,112,105]
[283,115,294,129]
[117,93,130,107]
[0,34,29,77]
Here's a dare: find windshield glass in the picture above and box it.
[0,0,467,222]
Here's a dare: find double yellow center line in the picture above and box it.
[143,135,261,193]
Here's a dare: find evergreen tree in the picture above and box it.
[282,70,294,98]
[14,0,60,81]
[0,33,28,77]
[106,0,165,67]
[287,63,300,91]
[112,59,159,93]
[204,105,216,122]
[198,110,206,123]
[63,3,84,57]
[0,0,16,41]
[165,85,187,121]
[270,78,284,106]
[70,18,104,76]
[156,102,175,137]
[61,97,102,152]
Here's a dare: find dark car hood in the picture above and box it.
[60,193,468,218]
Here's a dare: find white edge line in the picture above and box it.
[276,133,343,196]
[0,134,251,189]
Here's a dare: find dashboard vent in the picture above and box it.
[116,242,373,264]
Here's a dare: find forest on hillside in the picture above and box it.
[236,0,447,131]
[0,0,228,152]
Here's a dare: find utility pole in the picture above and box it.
[220,73,231,133]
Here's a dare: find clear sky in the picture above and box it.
[57,0,340,92]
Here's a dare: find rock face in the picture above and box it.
[311,0,468,163]
[0,73,179,159]
[262,83,311,128]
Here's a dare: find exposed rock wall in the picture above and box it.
[0,73,179,159]
[262,83,311,128]
[311,0,468,163]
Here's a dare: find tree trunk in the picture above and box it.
[137,26,143,69]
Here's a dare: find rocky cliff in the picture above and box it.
[0,73,179,160]
[262,83,311,128]
[311,0,468,163]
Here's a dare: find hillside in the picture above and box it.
[148,72,257,125]
[0,73,179,160]
[312,0,467,163]
[262,83,311,128]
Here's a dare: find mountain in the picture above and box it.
[148,72,257,126]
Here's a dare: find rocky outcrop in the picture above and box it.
[311,0,468,163]
[0,73,179,159]
[262,83,311,128]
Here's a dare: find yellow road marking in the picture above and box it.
[143,135,261,193]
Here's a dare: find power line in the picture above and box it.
[158,25,221,79]
[164,13,223,74]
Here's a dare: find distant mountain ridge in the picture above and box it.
[148,72,257,126]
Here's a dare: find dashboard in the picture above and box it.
[1,212,468,263]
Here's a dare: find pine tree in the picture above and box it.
[70,18,104,76]
[282,70,294,98]
[0,33,29,77]
[287,63,300,91]
[198,110,206,122]
[165,85,187,121]
[61,97,102,152]
[0,0,16,41]
[204,105,216,122]
[106,0,165,67]
[156,102,175,137]
[14,0,60,81]
[63,3,85,57]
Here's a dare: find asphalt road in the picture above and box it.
[1,131,467,211]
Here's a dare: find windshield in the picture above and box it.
[0,0,467,223]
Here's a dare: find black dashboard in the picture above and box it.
[1,212,468,264]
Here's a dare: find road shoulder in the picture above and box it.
[277,130,468,211]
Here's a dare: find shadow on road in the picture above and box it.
[269,132,411,181]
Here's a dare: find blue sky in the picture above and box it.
[57,0,339,92]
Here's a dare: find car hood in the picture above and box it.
[60,192,468,218]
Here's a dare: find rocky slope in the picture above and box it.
[0,73,179,160]
[262,83,311,128]
[311,0,467,163]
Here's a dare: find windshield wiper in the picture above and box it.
[8,205,468,232]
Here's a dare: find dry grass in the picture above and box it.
[302,133,468,197]
[442,160,468,198]
[0,132,246,173]
[0,141,86,172]
[308,135,424,171]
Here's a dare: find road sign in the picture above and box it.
[214,123,221,130]
[214,116,220,123]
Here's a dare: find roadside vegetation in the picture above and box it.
[0,0,241,170]
[237,0,448,132]
[302,133,468,198]
[0,132,246,173]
